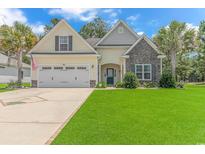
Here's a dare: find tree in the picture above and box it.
[44,18,60,34]
[176,53,192,81]
[79,17,109,39]
[0,22,37,85]
[153,21,196,78]
[196,20,205,81]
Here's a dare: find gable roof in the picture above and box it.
[86,38,101,47]
[95,20,139,47]
[29,19,98,54]
[123,34,161,55]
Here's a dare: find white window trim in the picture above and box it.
[59,36,69,51]
[135,64,152,81]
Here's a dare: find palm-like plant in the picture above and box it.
[0,22,37,85]
[153,21,196,78]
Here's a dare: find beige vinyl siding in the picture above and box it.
[97,48,128,65]
[32,22,93,53]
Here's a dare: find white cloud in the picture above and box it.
[148,19,159,27]
[30,23,45,34]
[103,9,113,13]
[0,8,45,34]
[186,23,199,31]
[126,14,140,22]
[137,32,144,35]
[106,19,118,27]
[102,9,118,18]
[0,8,27,26]
[49,8,98,22]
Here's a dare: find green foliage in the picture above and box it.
[194,20,205,82]
[153,20,197,78]
[0,22,37,54]
[79,17,109,39]
[22,54,31,64]
[44,18,60,34]
[159,71,176,88]
[7,81,31,89]
[96,82,107,88]
[0,22,37,84]
[143,82,158,88]
[176,82,184,88]
[7,81,21,88]
[123,72,139,89]
[115,81,124,88]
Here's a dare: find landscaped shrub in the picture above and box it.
[143,82,158,88]
[176,82,184,88]
[96,82,107,88]
[159,71,176,88]
[7,81,21,88]
[115,81,124,88]
[123,72,139,89]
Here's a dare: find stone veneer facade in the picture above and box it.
[126,39,161,82]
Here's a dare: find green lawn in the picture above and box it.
[0,83,31,93]
[52,84,205,145]
[0,83,9,89]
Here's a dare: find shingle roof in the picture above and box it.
[85,38,101,47]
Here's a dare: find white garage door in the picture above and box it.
[38,65,90,88]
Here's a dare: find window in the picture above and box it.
[135,64,152,80]
[118,26,124,34]
[59,36,69,51]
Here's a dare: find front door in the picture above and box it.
[107,68,114,85]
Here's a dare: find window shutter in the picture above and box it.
[55,36,59,51]
[69,36,72,51]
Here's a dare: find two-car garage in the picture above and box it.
[38,64,90,88]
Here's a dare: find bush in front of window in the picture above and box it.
[123,72,139,89]
[115,81,124,88]
[159,71,176,88]
[143,82,158,88]
[96,82,107,88]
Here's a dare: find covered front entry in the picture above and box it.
[101,64,121,86]
[38,64,90,88]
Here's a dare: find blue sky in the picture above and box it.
[0,8,204,37]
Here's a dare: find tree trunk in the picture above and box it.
[7,51,11,66]
[17,50,23,86]
[170,50,176,79]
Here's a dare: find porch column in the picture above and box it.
[99,64,101,82]
[123,59,126,76]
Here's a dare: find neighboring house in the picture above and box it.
[30,19,164,88]
[0,53,31,83]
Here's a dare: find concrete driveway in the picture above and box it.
[0,88,93,145]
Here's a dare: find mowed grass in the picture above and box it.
[0,83,31,93]
[52,85,205,145]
